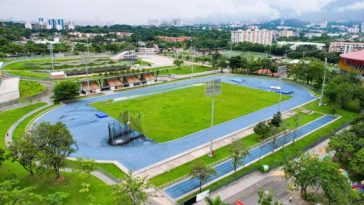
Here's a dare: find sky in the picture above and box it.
[0,0,363,25]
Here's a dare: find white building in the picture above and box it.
[0,77,20,103]
[348,26,360,34]
[24,21,32,29]
[329,42,364,53]
[231,29,274,45]
[277,41,325,50]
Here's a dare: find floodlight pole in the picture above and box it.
[191,37,194,79]
[49,44,54,71]
[209,95,215,157]
[319,58,327,106]
[86,38,90,96]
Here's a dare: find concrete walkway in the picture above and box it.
[5,103,51,147]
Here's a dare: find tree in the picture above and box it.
[318,160,352,205]
[229,139,249,173]
[269,112,282,127]
[53,80,80,103]
[112,172,154,205]
[0,180,42,205]
[283,154,321,197]
[205,196,229,205]
[328,130,361,166]
[349,148,364,177]
[190,162,216,192]
[257,189,282,205]
[325,74,363,109]
[254,121,272,140]
[173,59,184,68]
[9,133,38,175]
[33,122,76,179]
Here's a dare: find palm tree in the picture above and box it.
[205,196,229,205]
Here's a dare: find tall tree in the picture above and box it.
[53,80,80,103]
[254,121,272,140]
[9,133,38,175]
[33,122,76,178]
[229,139,249,173]
[112,172,154,205]
[190,163,216,192]
[283,154,321,197]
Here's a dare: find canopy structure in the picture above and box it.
[339,50,364,74]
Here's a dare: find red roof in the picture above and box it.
[340,50,364,61]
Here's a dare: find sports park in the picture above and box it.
[36,74,320,173]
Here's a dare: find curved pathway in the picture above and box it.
[36,75,316,171]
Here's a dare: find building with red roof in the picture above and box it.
[339,50,364,75]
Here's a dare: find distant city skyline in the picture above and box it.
[1,0,364,25]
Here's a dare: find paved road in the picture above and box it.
[164,115,337,199]
[36,75,316,171]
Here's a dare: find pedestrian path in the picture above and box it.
[164,115,337,199]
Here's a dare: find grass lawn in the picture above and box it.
[177,101,358,203]
[92,83,290,142]
[0,161,114,205]
[6,70,50,80]
[19,80,47,99]
[150,111,323,187]
[0,102,46,148]
[157,65,216,75]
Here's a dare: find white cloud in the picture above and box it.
[337,0,364,11]
[0,0,340,24]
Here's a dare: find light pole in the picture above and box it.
[319,58,328,106]
[278,90,282,112]
[48,44,54,72]
[85,38,90,96]
[205,79,221,157]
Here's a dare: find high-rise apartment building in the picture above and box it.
[231,29,274,45]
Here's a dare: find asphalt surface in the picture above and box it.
[36,75,316,171]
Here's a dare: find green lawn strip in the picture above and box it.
[19,80,47,99]
[6,70,50,80]
[150,111,322,187]
[65,160,126,180]
[92,83,290,142]
[0,161,114,205]
[0,102,46,148]
[177,102,357,203]
[12,104,58,141]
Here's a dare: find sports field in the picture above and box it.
[92,83,290,142]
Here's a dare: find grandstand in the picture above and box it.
[339,50,364,75]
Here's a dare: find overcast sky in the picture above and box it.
[0,0,364,25]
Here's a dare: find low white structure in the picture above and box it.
[0,77,20,103]
[277,41,325,50]
[111,50,137,60]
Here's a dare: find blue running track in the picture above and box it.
[36,75,316,171]
[164,115,337,199]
